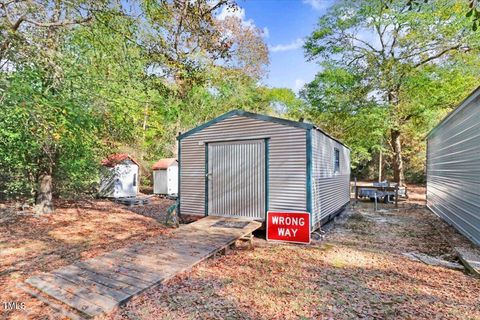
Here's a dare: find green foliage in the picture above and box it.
[401,0,480,31]
[0,64,104,199]
[301,0,480,183]
[0,0,280,201]
[290,65,389,169]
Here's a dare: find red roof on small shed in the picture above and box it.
[152,158,177,170]
[101,153,140,167]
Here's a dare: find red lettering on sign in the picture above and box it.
[266,211,310,244]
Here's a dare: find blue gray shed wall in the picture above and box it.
[427,89,480,245]
[311,129,351,229]
[179,115,307,217]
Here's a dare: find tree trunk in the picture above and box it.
[391,129,405,186]
[35,172,54,214]
[141,103,149,161]
[378,149,383,183]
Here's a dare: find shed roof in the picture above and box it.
[152,158,177,170]
[426,86,480,139]
[177,109,349,149]
[101,153,140,167]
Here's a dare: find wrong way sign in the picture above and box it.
[266,211,310,244]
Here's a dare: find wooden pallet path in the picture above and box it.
[21,216,262,319]
[456,246,480,276]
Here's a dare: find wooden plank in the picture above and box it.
[26,276,105,318]
[115,251,202,275]
[106,251,193,271]
[115,241,214,260]
[51,270,130,303]
[91,255,164,276]
[76,259,162,284]
[18,283,88,320]
[57,265,141,295]
[456,247,480,276]
[34,273,119,312]
[23,216,262,318]
[73,261,154,288]
[103,251,203,272]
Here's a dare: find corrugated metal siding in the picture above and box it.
[208,140,265,219]
[427,93,480,245]
[311,129,351,228]
[180,115,307,217]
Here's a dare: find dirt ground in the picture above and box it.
[0,197,174,320]
[107,187,480,320]
[2,187,480,320]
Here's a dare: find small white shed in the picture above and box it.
[99,154,139,198]
[152,158,178,196]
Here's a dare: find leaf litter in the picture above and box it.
[109,188,480,320]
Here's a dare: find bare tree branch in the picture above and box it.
[413,44,462,68]
[23,16,92,27]
[345,34,382,53]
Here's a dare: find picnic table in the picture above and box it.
[354,182,407,207]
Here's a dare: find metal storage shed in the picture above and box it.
[426,86,480,245]
[177,110,351,232]
[99,153,139,198]
[152,158,178,196]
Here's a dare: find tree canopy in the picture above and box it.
[1,0,479,212]
[0,0,299,213]
[299,0,480,184]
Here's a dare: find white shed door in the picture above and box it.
[207,140,265,220]
[114,163,138,198]
[153,170,168,194]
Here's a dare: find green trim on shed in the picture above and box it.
[177,109,349,149]
[177,110,314,140]
[177,141,181,216]
[306,128,313,230]
[204,142,209,216]
[265,138,270,214]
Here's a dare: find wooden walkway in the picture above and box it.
[21,216,262,319]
